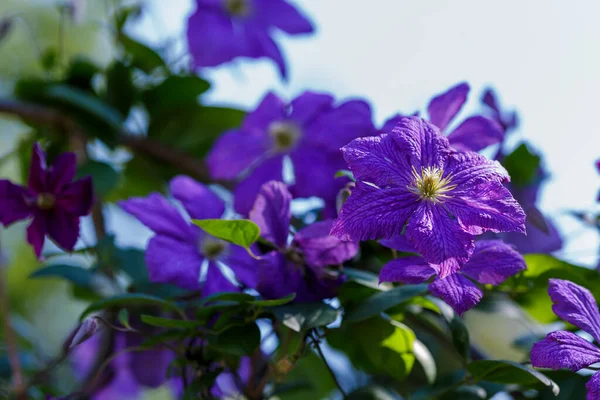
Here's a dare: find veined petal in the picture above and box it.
[48,152,77,192]
[341,134,414,188]
[461,240,526,285]
[293,220,359,268]
[187,8,240,68]
[222,245,260,289]
[549,279,600,343]
[203,262,238,297]
[429,274,483,315]
[47,209,80,252]
[444,151,510,188]
[427,82,469,132]
[243,92,287,132]
[119,194,193,242]
[587,371,600,400]
[531,331,600,372]
[207,129,270,180]
[330,182,419,242]
[249,181,291,248]
[255,0,314,34]
[289,91,334,126]
[380,234,417,253]
[234,155,284,216]
[146,235,203,290]
[379,256,435,284]
[28,143,48,193]
[381,113,409,134]
[241,23,287,78]
[170,175,224,220]
[391,116,451,171]
[57,177,94,216]
[0,180,33,225]
[405,201,474,266]
[502,217,563,254]
[26,214,47,258]
[446,116,504,152]
[256,251,299,300]
[446,181,526,235]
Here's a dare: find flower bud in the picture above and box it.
[336,181,355,215]
[67,317,100,350]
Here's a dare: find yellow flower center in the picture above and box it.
[36,193,56,210]
[201,237,228,260]
[408,166,456,203]
[268,121,301,152]
[224,0,251,16]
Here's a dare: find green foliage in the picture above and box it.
[118,33,166,74]
[344,284,429,322]
[79,293,184,321]
[76,160,119,199]
[467,360,559,395]
[192,219,260,252]
[272,302,340,332]
[208,322,261,356]
[345,385,403,400]
[30,264,94,288]
[502,142,541,186]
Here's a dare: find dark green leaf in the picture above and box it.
[272,303,339,332]
[274,352,336,400]
[141,315,201,330]
[192,219,260,250]
[209,322,261,356]
[334,169,355,181]
[344,284,429,323]
[143,75,210,116]
[40,48,57,71]
[80,293,184,321]
[502,143,541,186]
[413,338,436,384]
[449,316,471,362]
[119,33,166,73]
[117,309,132,330]
[439,385,487,400]
[199,291,255,305]
[65,57,101,89]
[248,293,296,307]
[76,160,119,199]
[106,155,167,202]
[344,267,389,291]
[345,385,403,400]
[467,360,559,395]
[105,61,136,117]
[30,264,94,288]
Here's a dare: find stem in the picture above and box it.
[0,230,27,400]
[310,330,346,397]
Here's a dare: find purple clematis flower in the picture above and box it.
[0,143,94,258]
[379,239,525,315]
[186,0,313,78]
[382,83,504,153]
[481,88,519,135]
[207,91,375,216]
[249,181,358,302]
[531,279,600,400]
[331,116,526,275]
[119,175,257,295]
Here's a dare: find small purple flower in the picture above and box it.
[379,239,525,315]
[331,116,526,273]
[186,0,313,78]
[382,83,504,152]
[208,91,375,216]
[481,88,519,134]
[531,279,600,400]
[0,143,94,258]
[249,181,358,302]
[119,175,258,295]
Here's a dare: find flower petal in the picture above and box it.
[461,240,526,285]
[427,82,469,132]
[222,245,260,288]
[293,220,359,268]
[0,180,33,225]
[330,182,419,242]
[48,152,77,192]
[256,252,300,300]
[249,181,291,248]
[203,262,238,297]
[234,155,284,216]
[57,177,94,216]
[391,116,451,171]
[26,215,47,258]
[429,274,483,315]
[47,209,80,252]
[28,143,48,193]
[502,217,563,254]
[380,234,417,253]
[531,330,600,372]
[446,116,504,152]
[587,371,600,400]
[255,0,314,34]
[187,8,240,68]
[481,88,500,113]
[405,201,474,268]
[241,23,287,78]
[446,181,526,235]
[243,92,287,132]
[119,194,193,241]
[146,235,202,290]
[207,129,270,180]
[549,279,600,343]
[444,151,510,188]
[379,256,435,284]
[289,91,334,126]
[170,176,224,220]
[341,133,414,188]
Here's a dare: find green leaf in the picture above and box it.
[334,169,355,181]
[413,338,436,384]
[467,360,559,395]
[192,219,260,250]
[502,143,541,186]
[328,317,415,381]
[64,57,101,89]
[76,160,119,199]
[209,322,261,356]
[248,293,296,307]
[105,155,167,202]
[105,61,136,118]
[344,284,429,323]
[274,352,337,400]
[30,264,94,288]
[141,315,201,330]
[117,309,132,330]
[345,385,403,400]
[80,293,184,321]
[439,385,487,400]
[119,33,166,73]
[272,303,339,332]
[449,316,471,362]
[143,75,210,116]
[344,267,389,291]
[199,291,255,305]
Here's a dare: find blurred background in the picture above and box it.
[0,0,599,398]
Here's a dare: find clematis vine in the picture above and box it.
[186,0,314,78]
[531,279,600,400]
[0,143,94,258]
[331,116,526,275]
[382,82,504,152]
[249,180,358,302]
[379,239,526,315]
[119,175,257,295]
[208,91,375,216]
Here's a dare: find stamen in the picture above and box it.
[36,193,56,210]
[407,166,457,203]
[224,0,251,17]
[268,121,301,152]
[201,237,229,260]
